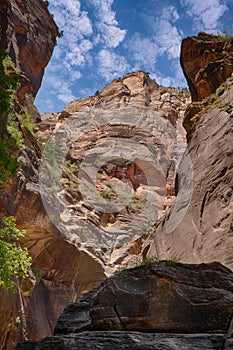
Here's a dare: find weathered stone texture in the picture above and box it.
[181,32,233,102]
[16,262,233,350]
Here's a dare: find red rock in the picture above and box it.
[180,32,233,102]
[1,0,58,100]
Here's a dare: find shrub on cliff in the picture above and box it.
[217,29,233,41]
[0,216,31,292]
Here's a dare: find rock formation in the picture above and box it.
[16,261,233,349]
[143,36,233,271]
[0,1,190,348]
[0,73,189,349]
[0,0,58,100]
[181,32,233,102]
[0,1,233,348]
[36,72,189,265]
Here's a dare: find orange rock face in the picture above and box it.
[1,0,58,100]
[0,65,190,349]
[180,32,233,102]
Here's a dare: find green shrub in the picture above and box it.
[0,216,31,291]
[0,49,35,185]
[217,29,233,42]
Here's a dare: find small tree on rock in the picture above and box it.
[0,216,31,291]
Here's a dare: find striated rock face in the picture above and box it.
[0,64,190,350]
[0,0,58,100]
[16,262,233,349]
[181,32,233,102]
[2,23,233,350]
[0,0,86,350]
[143,40,233,270]
[35,71,189,269]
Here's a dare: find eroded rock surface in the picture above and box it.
[144,53,233,271]
[15,332,226,350]
[181,32,233,102]
[1,0,58,100]
[0,65,190,350]
[29,72,190,284]
[0,1,99,349]
[1,17,233,350]
[16,262,233,350]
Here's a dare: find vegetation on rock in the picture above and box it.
[0,216,31,292]
[217,29,233,41]
[0,49,34,186]
[0,49,19,184]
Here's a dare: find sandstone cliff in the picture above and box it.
[0,2,190,346]
[181,32,233,102]
[0,0,60,349]
[0,0,58,99]
[1,72,189,349]
[0,2,233,348]
[16,262,233,349]
[143,33,233,270]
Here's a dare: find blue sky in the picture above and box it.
[35,0,233,113]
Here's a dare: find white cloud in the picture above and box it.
[40,0,127,109]
[144,6,182,60]
[97,23,126,48]
[151,61,187,88]
[39,0,94,108]
[57,82,76,104]
[49,0,93,65]
[161,5,180,22]
[70,71,82,83]
[126,33,159,69]
[89,0,127,48]
[79,87,97,97]
[91,0,119,25]
[97,49,130,81]
[180,0,228,30]
[154,19,181,59]
[64,39,93,68]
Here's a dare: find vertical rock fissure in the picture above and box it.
[223,311,233,349]
[17,281,28,341]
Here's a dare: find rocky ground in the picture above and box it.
[16,262,233,349]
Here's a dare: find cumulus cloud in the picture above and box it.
[153,19,181,59]
[37,0,128,110]
[37,0,94,110]
[88,0,127,48]
[126,33,159,69]
[161,5,180,22]
[97,49,130,81]
[57,82,76,104]
[144,6,182,60]
[180,0,229,31]
[97,23,126,48]
[91,0,121,25]
[36,0,231,114]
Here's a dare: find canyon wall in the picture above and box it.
[144,33,233,270]
[0,3,233,349]
[17,261,233,350]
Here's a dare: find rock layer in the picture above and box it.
[1,12,233,349]
[0,0,58,100]
[16,262,233,350]
[144,50,233,271]
[181,32,233,102]
[0,67,190,350]
[15,332,226,350]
